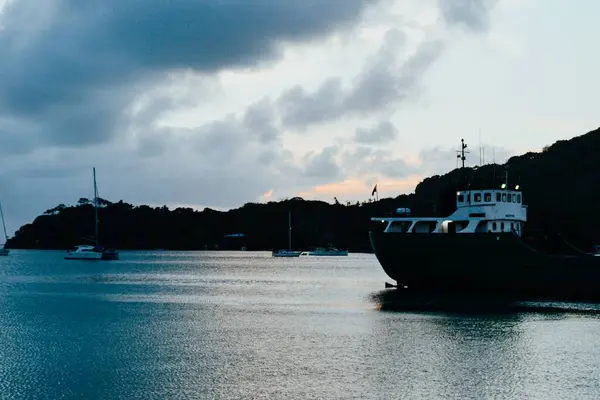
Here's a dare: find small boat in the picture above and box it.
[0,200,9,256]
[64,245,118,260]
[272,249,301,257]
[305,247,348,256]
[65,245,103,260]
[65,168,119,261]
[272,210,301,257]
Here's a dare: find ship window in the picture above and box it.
[517,194,521,203]
[501,193,506,202]
[500,222,505,231]
[511,222,514,230]
[457,194,464,202]
[474,193,481,202]
[492,222,497,231]
[496,192,501,202]
[512,194,516,203]
[484,192,491,202]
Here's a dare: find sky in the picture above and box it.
[0,0,598,236]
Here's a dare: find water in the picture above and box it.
[1,251,600,399]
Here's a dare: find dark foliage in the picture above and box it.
[7,127,600,252]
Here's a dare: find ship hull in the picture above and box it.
[369,231,600,302]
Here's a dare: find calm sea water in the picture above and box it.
[1,251,600,399]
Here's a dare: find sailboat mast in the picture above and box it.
[93,168,99,247]
[0,200,8,242]
[288,210,292,250]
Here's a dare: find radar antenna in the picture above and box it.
[456,139,469,169]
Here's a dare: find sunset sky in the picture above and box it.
[0,0,597,234]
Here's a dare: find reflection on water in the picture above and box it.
[371,288,600,316]
[1,251,600,399]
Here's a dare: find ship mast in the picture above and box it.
[288,210,292,250]
[0,200,8,244]
[93,167,99,247]
[456,138,469,169]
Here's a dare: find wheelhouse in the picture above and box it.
[372,187,527,236]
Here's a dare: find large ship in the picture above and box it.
[369,140,600,302]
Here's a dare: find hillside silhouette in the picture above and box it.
[7,127,600,252]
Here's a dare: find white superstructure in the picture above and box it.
[373,187,527,236]
[64,245,103,260]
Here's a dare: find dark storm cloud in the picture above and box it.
[0,0,378,152]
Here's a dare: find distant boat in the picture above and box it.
[305,247,348,256]
[0,200,9,256]
[65,168,119,261]
[64,244,103,260]
[272,249,301,257]
[272,210,301,257]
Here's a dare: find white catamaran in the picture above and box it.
[272,211,301,257]
[65,168,119,261]
[0,200,9,256]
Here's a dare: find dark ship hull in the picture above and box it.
[369,231,600,302]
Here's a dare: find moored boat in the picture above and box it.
[369,139,600,302]
[305,247,348,256]
[65,245,103,260]
[272,249,302,257]
[272,210,301,257]
[65,168,119,261]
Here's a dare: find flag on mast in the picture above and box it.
[371,184,377,196]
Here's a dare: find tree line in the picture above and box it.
[7,127,600,252]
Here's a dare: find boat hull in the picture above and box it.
[64,251,103,260]
[272,250,302,257]
[369,231,600,302]
[101,250,119,260]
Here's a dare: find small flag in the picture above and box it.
[371,184,377,196]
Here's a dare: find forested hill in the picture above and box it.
[7,127,600,251]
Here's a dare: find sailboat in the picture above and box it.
[272,210,301,257]
[0,200,9,256]
[65,168,119,261]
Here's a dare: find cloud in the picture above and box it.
[276,0,500,131]
[438,0,495,32]
[302,146,342,178]
[0,0,505,235]
[277,28,441,129]
[0,0,378,154]
[354,120,399,143]
[417,143,514,175]
[341,146,414,178]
